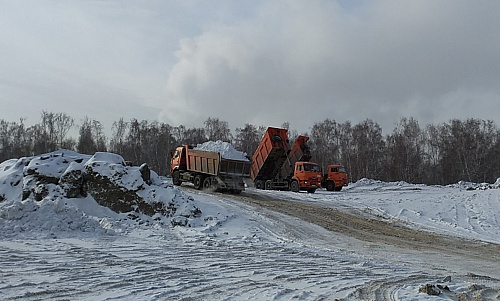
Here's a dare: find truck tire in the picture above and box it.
[290,180,299,193]
[325,181,335,191]
[203,177,217,192]
[335,186,343,191]
[173,170,182,186]
[255,180,265,190]
[265,180,272,190]
[193,174,204,190]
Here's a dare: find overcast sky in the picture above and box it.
[1,0,500,135]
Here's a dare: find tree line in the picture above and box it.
[1,111,499,185]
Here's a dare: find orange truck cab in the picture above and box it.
[322,165,349,191]
[291,162,322,193]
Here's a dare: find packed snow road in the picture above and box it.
[236,188,500,269]
[179,182,500,300]
[0,196,419,301]
[240,187,500,299]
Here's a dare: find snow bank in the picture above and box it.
[0,196,112,238]
[0,158,26,201]
[194,140,249,161]
[0,150,212,239]
[456,180,500,190]
[345,178,426,191]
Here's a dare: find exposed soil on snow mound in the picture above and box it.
[0,150,204,238]
[83,152,179,217]
[194,140,249,161]
[22,150,90,201]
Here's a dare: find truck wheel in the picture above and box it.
[326,181,335,191]
[290,181,299,193]
[335,186,343,191]
[203,177,217,192]
[255,180,264,190]
[193,175,204,190]
[265,180,272,190]
[173,171,182,186]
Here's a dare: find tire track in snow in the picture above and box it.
[222,189,500,300]
[0,226,408,300]
[236,190,500,263]
[3,185,500,300]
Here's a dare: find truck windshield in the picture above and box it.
[304,164,320,172]
[339,166,346,173]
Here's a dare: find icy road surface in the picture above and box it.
[2,180,500,300]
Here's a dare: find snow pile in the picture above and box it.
[345,178,426,191]
[457,180,500,190]
[0,152,113,238]
[0,196,111,238]
[194,140,249,161]
[349,178,500,191]
[22,150,91,201]
[83,152,147,192]
[0,150,208,239]
[0,158,27,202]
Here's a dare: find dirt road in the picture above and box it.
[227,189,500,300]
[237,190,500,259]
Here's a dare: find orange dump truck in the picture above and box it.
[321,164,349,191]
[251,127,321,193]
[170,145,251,193]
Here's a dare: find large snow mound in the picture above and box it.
[0,150,211,239]
[194,140,249,161]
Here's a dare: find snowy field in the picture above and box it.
[1,152,500,300]
[255,179,500,245]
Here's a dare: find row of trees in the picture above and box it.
[310,117,500,185]
[1,112,499,185]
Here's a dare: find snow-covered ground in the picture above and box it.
[255,178,500,245]
[1,151,500,300]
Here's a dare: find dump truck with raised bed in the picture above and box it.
[250,127,321,193]
[321,164,349,191]
[170,144,251,193]
[279,135,312,179]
